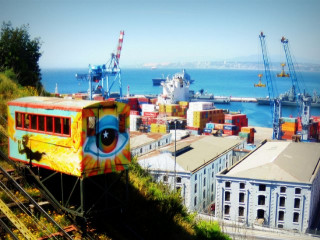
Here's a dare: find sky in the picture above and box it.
[1,0,320,68]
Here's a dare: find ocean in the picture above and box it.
[41,68,320,128]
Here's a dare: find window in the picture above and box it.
[203,201,206,209]
[176,177,181,183]
[294,198,300,209]
[63,118,70,135]
[293,212,299,223]
[295,188,301,195]
[194,196,197,206]
[211,183,214,192]
[149,145,152,150]
[195,174,197,181]
[203,177,206,186]
[54,117,61,133]
[240,183,245,189]
[239,193,245,203]
[278,211,284,221]
[46,116,53,132]
[15,112,71,136]
[239,207,244,217]
[224,205,230,215]
[163,175,168,182]
[257,209,265,219]
[225,181,231,188]
[204,168,206,174]
[280,186,286,193]
[194,183,197,193]
[279,197,286,207]
[24,114,30,129]
[16,112,22,128]
[258,195,265,205]
[39,116,45,131]
[278,224,283,229]
[31,115,37,130]
[259,184,266,191]
[211,194,214,202]
[225,191,230,201]
[203,190,206,199]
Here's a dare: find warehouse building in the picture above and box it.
[215,141,320,233]
[138,136,246,212]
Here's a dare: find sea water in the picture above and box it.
[41,68,320,127]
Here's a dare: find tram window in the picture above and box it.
[119,114,126,133]
[38,116,45,131]
[46,117,53,132]
[16,112,22,128]
[24,114,30,129]
[54,117,62,134]
[31,115,37,130]
[87,117,95,136]
[63,118,70,135]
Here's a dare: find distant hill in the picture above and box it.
[138,61,320,72]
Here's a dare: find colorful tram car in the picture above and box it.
[7,97,130,178]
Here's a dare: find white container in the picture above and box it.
[188,102,214,111]
[141,104,156,112]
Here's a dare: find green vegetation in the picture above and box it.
[112,158,231,240]
[0,22,42,91]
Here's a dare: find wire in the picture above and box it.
[0,178,59,239]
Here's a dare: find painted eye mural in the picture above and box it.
[83,114,129,174]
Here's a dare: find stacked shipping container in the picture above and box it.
[239,127,255,143]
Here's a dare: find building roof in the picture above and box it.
[7,96,109,111]
[176,136,243,172]
[130,132,170,149]
[138,136,243,173]
[223,141,320,184]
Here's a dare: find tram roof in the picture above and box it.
[7,96,114,112]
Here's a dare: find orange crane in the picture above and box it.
[254,74,266,87]
[277,63,290,77]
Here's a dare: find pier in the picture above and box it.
[215,96,258,103]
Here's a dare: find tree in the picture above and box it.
[0,22,42,90]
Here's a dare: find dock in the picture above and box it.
[214,96,257,103]
[230,97,257,102]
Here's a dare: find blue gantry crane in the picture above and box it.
[281,36,311,141]
[76,31,124,100]
[259,32,282,140]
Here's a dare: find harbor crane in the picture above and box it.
[76,31,124,100]
[281,36,311,141]
[259,32,282,140]
[277,63,290,77]
[254,74,266,87]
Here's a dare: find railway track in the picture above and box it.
[0,150,95,239]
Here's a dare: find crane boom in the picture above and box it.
[115,31,124,65]
[259,32,282,140]
[281,36,311,141]
[280,37,301,99]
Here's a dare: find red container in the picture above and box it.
[143,111,159,117]
[130,110,140,116]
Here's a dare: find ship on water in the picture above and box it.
[257,86,320,107]
[152,69,195,86]
[157,69,230,105]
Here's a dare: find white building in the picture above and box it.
[138,136,246,212]
[215,141,320,233]
[130,132,172,157]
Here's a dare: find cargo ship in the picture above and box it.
[152,70,195,86]
[256,86,320,107]
[190,89,230,104]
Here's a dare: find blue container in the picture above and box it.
[206,123,215,129]
[224,124,237,130]
[203,128,212,133]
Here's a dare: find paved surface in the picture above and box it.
[198,214,320,240]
